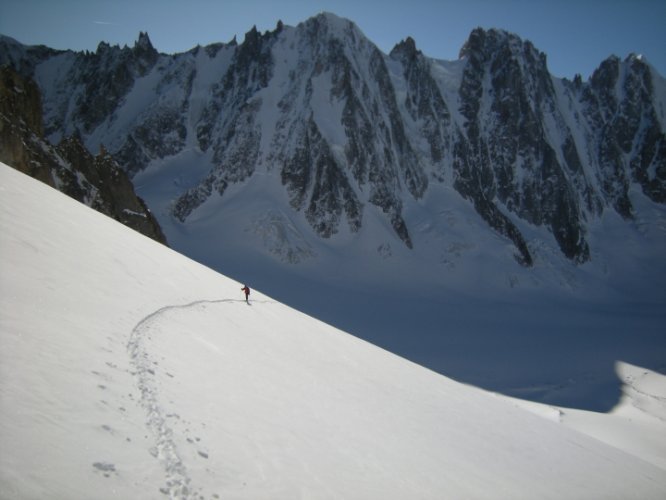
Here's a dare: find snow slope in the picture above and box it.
[3,17,664,422]
[2,163,666,499]
[136,153,666,415]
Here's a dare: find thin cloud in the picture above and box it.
[93,21,117,26]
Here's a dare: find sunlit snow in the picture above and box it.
[3,163,666,498]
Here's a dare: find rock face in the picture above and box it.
[452,29,593,264]
[0,66,167,244]
[1,15,664,264]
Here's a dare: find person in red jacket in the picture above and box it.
[241,285,250,303]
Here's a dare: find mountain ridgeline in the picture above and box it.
[1,13,664,265]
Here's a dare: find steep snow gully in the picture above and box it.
[127,298,269,498]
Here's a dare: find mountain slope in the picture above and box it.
[2,162,666,499]
[0,65,166,243]
[1,12,665,422]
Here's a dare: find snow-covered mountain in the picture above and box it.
[1,12,664,266]
[1,12,664,413]
[2,161,666,499]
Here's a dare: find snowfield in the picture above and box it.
[2,164,666,499]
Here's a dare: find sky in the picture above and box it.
[0,0,664,79]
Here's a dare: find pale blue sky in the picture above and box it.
[1,0,664,79]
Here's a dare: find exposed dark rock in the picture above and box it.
[0,66,166,244]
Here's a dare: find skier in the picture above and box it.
[241,284,250,303]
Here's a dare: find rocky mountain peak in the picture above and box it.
[95,40,111,54]
[133,31,158,63]
[302,11,365,47]
[460,27,547,71]
[135,31,153,50]
[390,36,420,62]
[590,55,621,90]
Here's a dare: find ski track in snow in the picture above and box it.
[127,298,268,499]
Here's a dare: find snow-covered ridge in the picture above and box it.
[2,161,666,499]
